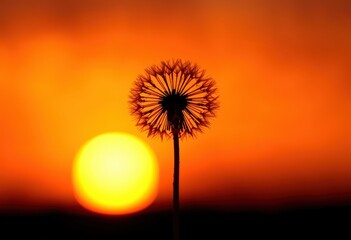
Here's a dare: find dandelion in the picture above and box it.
[129,59,219,240]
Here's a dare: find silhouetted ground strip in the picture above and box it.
[1,206,350,239]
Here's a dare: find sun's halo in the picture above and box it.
[72,132,158,215]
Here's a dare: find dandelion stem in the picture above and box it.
[173,131,180,240]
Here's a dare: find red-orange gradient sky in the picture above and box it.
[0,0,350,211]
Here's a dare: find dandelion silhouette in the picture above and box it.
[129,59,219,240]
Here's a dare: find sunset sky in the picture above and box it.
[0,0,350,213]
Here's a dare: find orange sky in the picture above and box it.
[0,0,350,212]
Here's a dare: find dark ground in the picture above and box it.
[1,205,350,239]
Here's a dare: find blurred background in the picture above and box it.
[0,0,350,238]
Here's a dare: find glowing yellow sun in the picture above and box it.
[72,132,158,215]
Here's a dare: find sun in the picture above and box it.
[72,132,158,215]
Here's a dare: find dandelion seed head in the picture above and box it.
[129,59,219,139]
